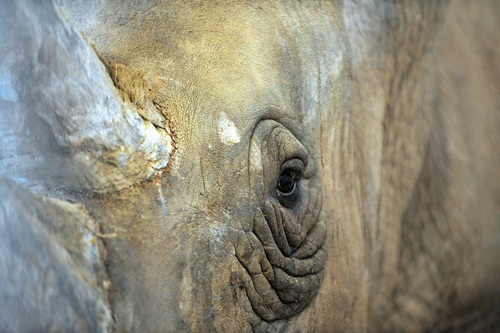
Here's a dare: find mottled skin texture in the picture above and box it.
[1,0,499,332]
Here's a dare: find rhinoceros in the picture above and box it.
[0,0,499,332]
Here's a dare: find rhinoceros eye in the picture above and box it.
[277,169,298,194]
[276,160,303,207]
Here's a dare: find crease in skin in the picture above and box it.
[292,220,326,260]
[281,207,302,249]
[297,183,322,235]
[256,204,325,277]
[292,197,325,259]
[268,201,291,255]
[273,267,321,303]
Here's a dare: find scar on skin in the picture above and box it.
[217,112,241,145]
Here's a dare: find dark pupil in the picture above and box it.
[278,169,298,194]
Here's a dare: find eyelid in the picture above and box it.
[271,127,309,168]
[280,159,305,175]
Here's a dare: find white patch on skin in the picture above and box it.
[217,112,240,145]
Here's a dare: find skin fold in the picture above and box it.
[1,0,498,332]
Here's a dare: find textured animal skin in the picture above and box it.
[0,0,499,332]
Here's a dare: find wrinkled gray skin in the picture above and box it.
[1,0,499,332]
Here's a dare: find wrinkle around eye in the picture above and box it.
[279,205,302,249]
[296,185,323,244]
[243,118,326,321]
[254,208,326,277]
[265,200,292,256]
